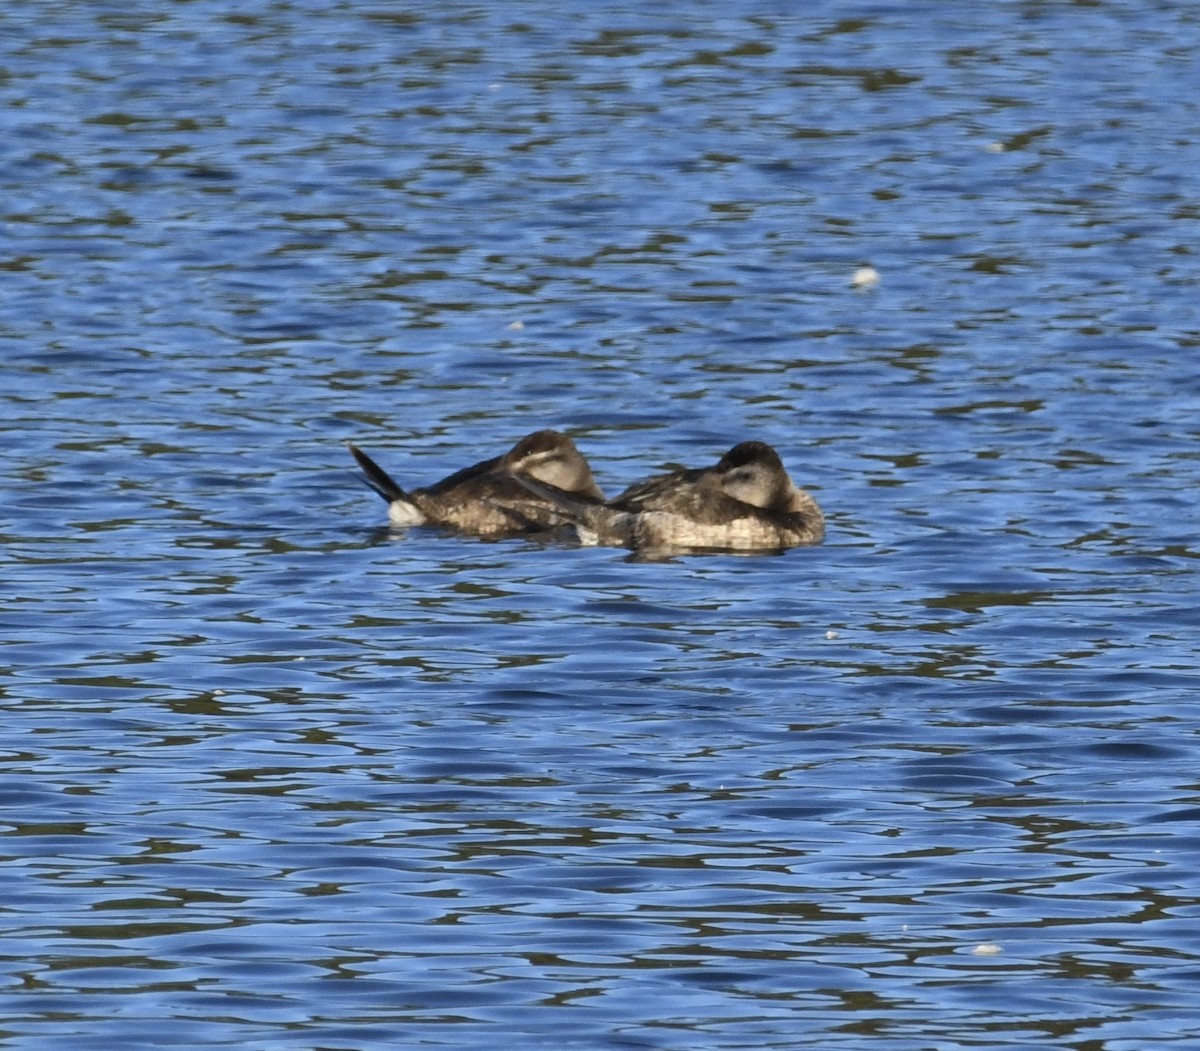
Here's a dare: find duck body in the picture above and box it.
[349,430,604,535]
[515,441,824,554]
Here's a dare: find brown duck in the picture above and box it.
[349,430,605,535]
[514,440,824,553]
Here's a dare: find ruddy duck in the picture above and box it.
[349,429,605,535]
[514,440,824,553]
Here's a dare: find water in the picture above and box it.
[3,1,1200,1047]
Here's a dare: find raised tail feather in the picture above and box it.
[348,443,409,504]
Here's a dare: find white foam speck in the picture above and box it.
[851,265,880,289]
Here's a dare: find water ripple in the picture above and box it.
[4,1,1200,1048]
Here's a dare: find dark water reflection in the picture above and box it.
[4,0,1200,1048]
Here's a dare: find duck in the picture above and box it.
[348,429,605,535]
[513,440,824,553]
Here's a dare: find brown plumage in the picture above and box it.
[348,430,604,535]
[514,440,824,553]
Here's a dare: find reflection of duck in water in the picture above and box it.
[515,440,824,553]
[348,430,605,535]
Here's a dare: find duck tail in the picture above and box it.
[510,473,616,540]
[347,443,409,504]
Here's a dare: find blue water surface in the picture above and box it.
[2,1,1200,1048]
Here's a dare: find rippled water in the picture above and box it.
[4,1,1200,1047]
